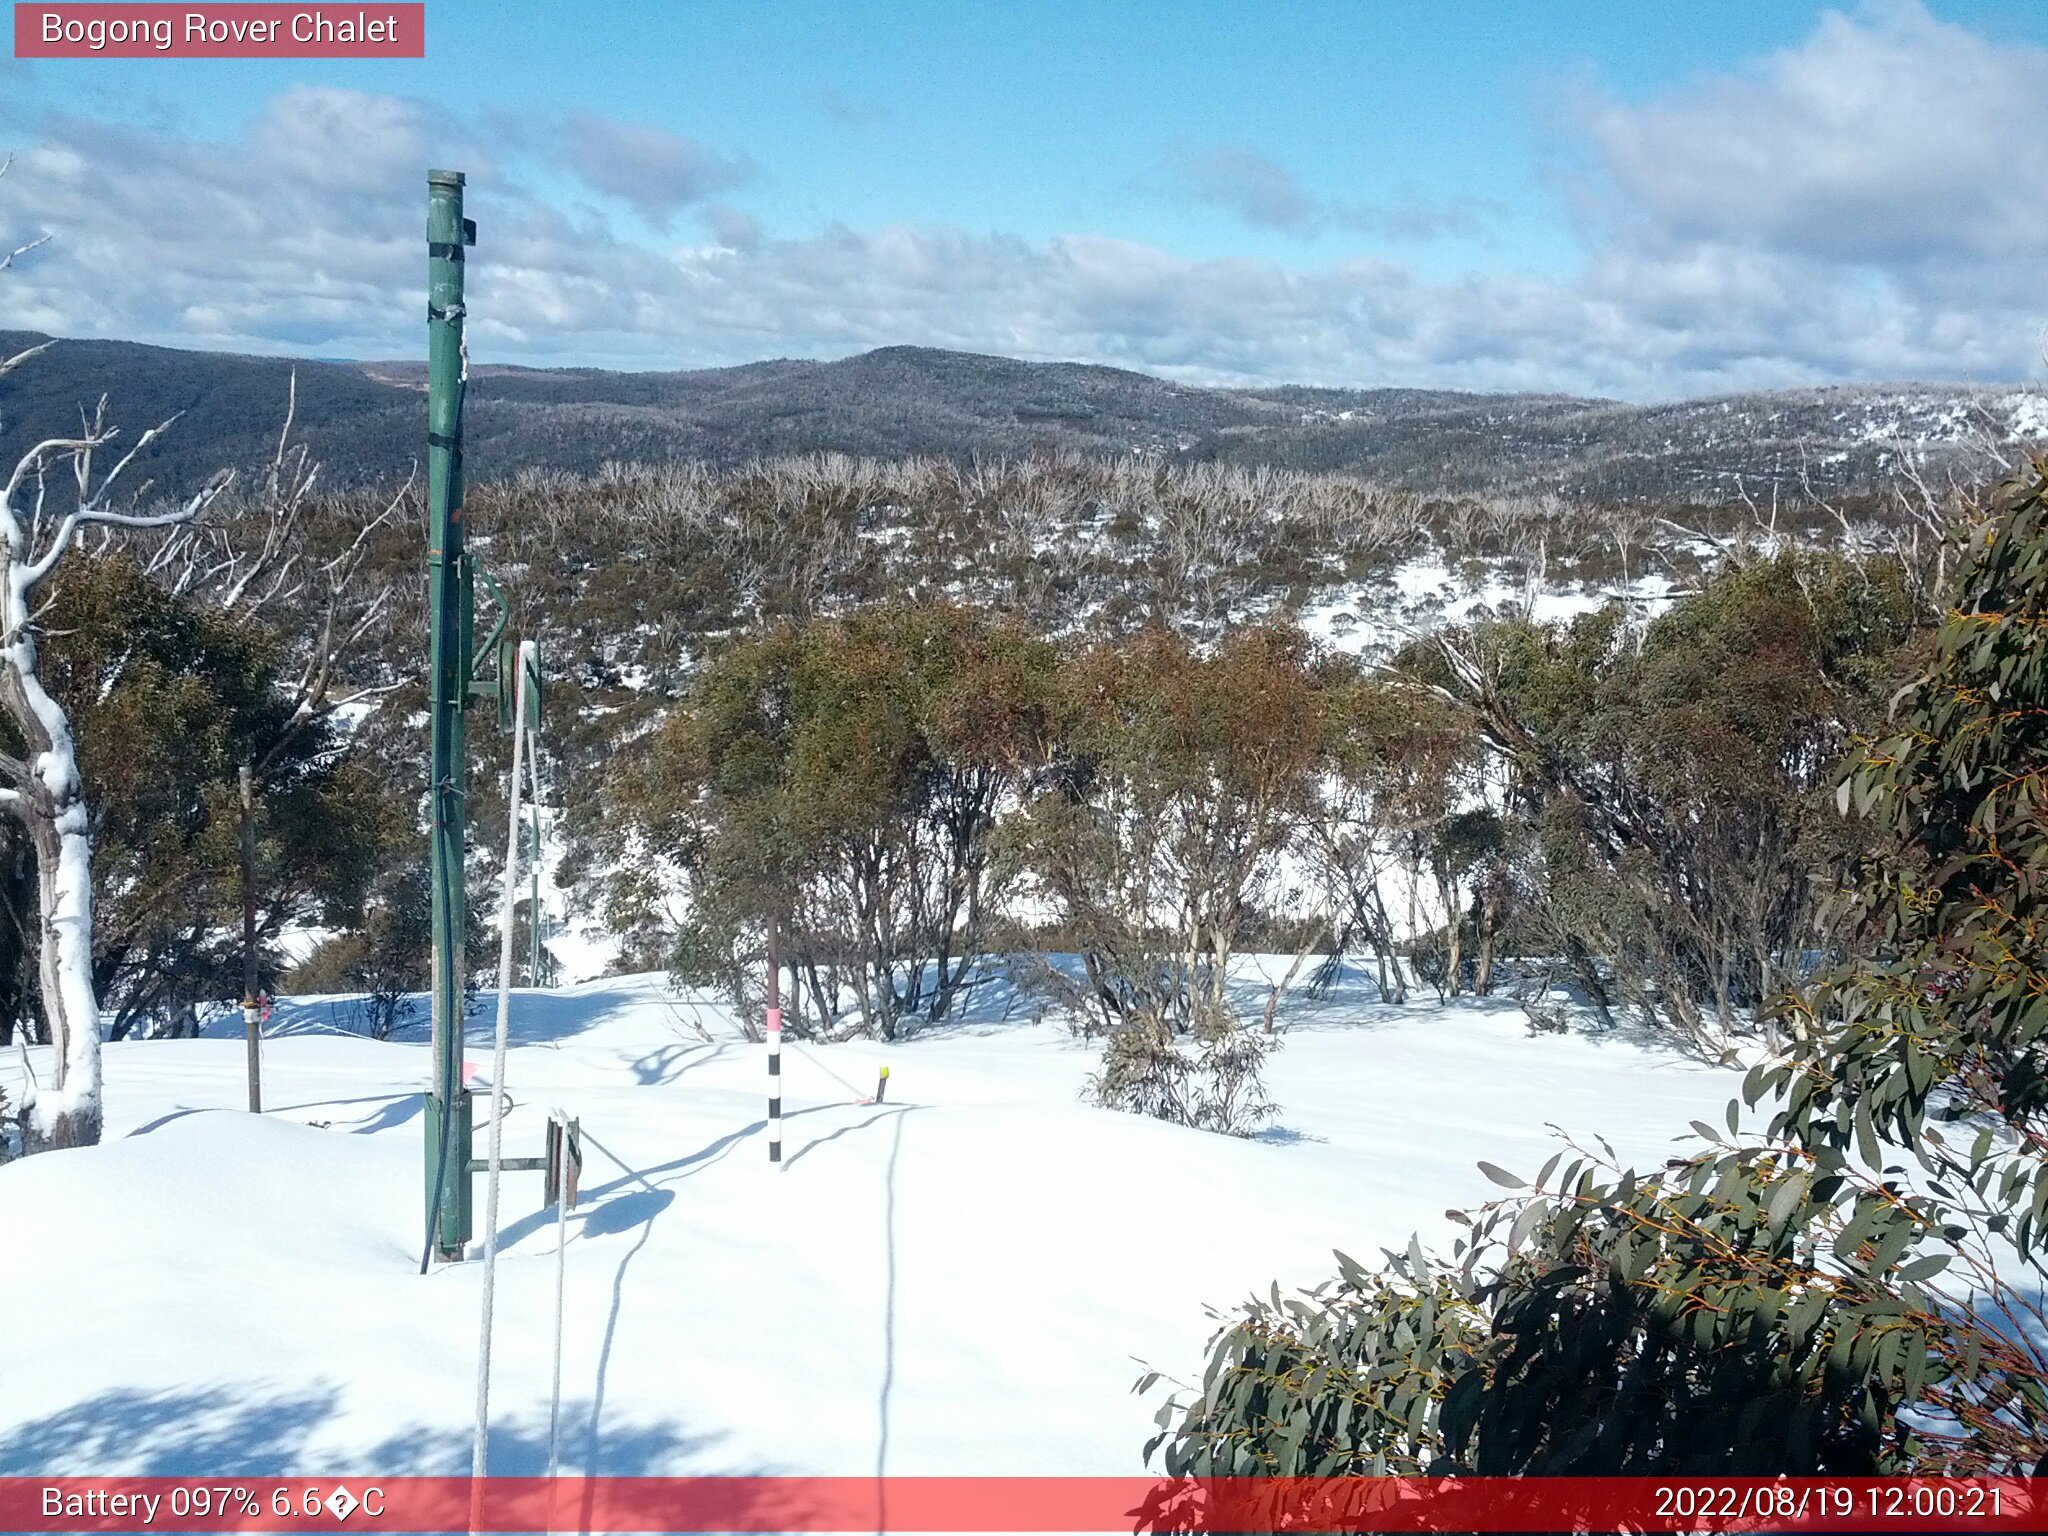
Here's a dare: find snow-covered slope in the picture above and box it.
[0,971,1739,1477]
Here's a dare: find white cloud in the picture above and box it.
[0,86,468,354]
[1554,0,2048,389]
[1,4,2043,401]
[1580,0,2048,266]
[552,114,756,226]
[1165,142,1318,232]
[1155,141,1496,243]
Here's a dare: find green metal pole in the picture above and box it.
[425,169,474,1262]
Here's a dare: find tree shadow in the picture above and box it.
[576,1186,674,1239]
[874,1109,906,1529]
[626,1041,728,1086]
[214,997,400,1040]
[489,1103,888,1258]
[347,1093,425,1135]
[244,982,698,1047]
[125,1107,211,1137]
[125,1094,424,1139]
[784,1104,913,1169]
[262,1091,420,1122]
[0,1381,752,1479]
[585,1185,668,1480]
[459,985,682,1048]
[0,1384,337,1476]
[489,1119,760,1254]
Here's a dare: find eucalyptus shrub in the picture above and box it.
[1090,1003,1277,1137]
[1143,1137,2012,1481]
[1765,463,2048,1234]
[1144,462,2048,1485]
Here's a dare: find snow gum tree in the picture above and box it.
[623,599,1056,1039]
[33,551,394,1040]
[1013,622,1335,1040]
[1009,623,1342,1134]
[0,334,219,1149]
[1400,552,1913,1050]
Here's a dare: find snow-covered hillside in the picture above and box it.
[0,970,1741,1477]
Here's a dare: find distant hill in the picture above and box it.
[1,331,2038,503]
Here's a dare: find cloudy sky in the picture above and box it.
[3,0,2046,400]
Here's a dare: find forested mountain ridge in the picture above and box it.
[1,330,2036,504]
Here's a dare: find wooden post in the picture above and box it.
[239,761,262,1114]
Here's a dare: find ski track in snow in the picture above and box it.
[0,967,1741,1477]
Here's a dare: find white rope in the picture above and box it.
[528,734,568,1483]
[526,725,547,983]
[783,1038,871,1102]
[472,641,535,1485]
[542,1153,569,1536]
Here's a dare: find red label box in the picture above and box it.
[14,3,425,57]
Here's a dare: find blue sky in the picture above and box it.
[5,1,2048,397]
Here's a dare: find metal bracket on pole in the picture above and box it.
[468,567,512,723]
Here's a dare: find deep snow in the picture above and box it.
[0,968,1744,1478]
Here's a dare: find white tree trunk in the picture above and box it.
[4,581,104,1151]
[23,800,99,1148]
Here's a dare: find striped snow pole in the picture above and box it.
[766,1008,783,1165]
[766,917,782,1167]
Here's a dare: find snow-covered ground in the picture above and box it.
[0,968,1742,1478]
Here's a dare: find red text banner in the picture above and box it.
[14,4,424,58]
[0,1476,2043,1533]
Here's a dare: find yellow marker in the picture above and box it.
[876,1065,891,1104]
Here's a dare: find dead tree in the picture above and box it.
[0,375,222,1149]
[141,369,410,770]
